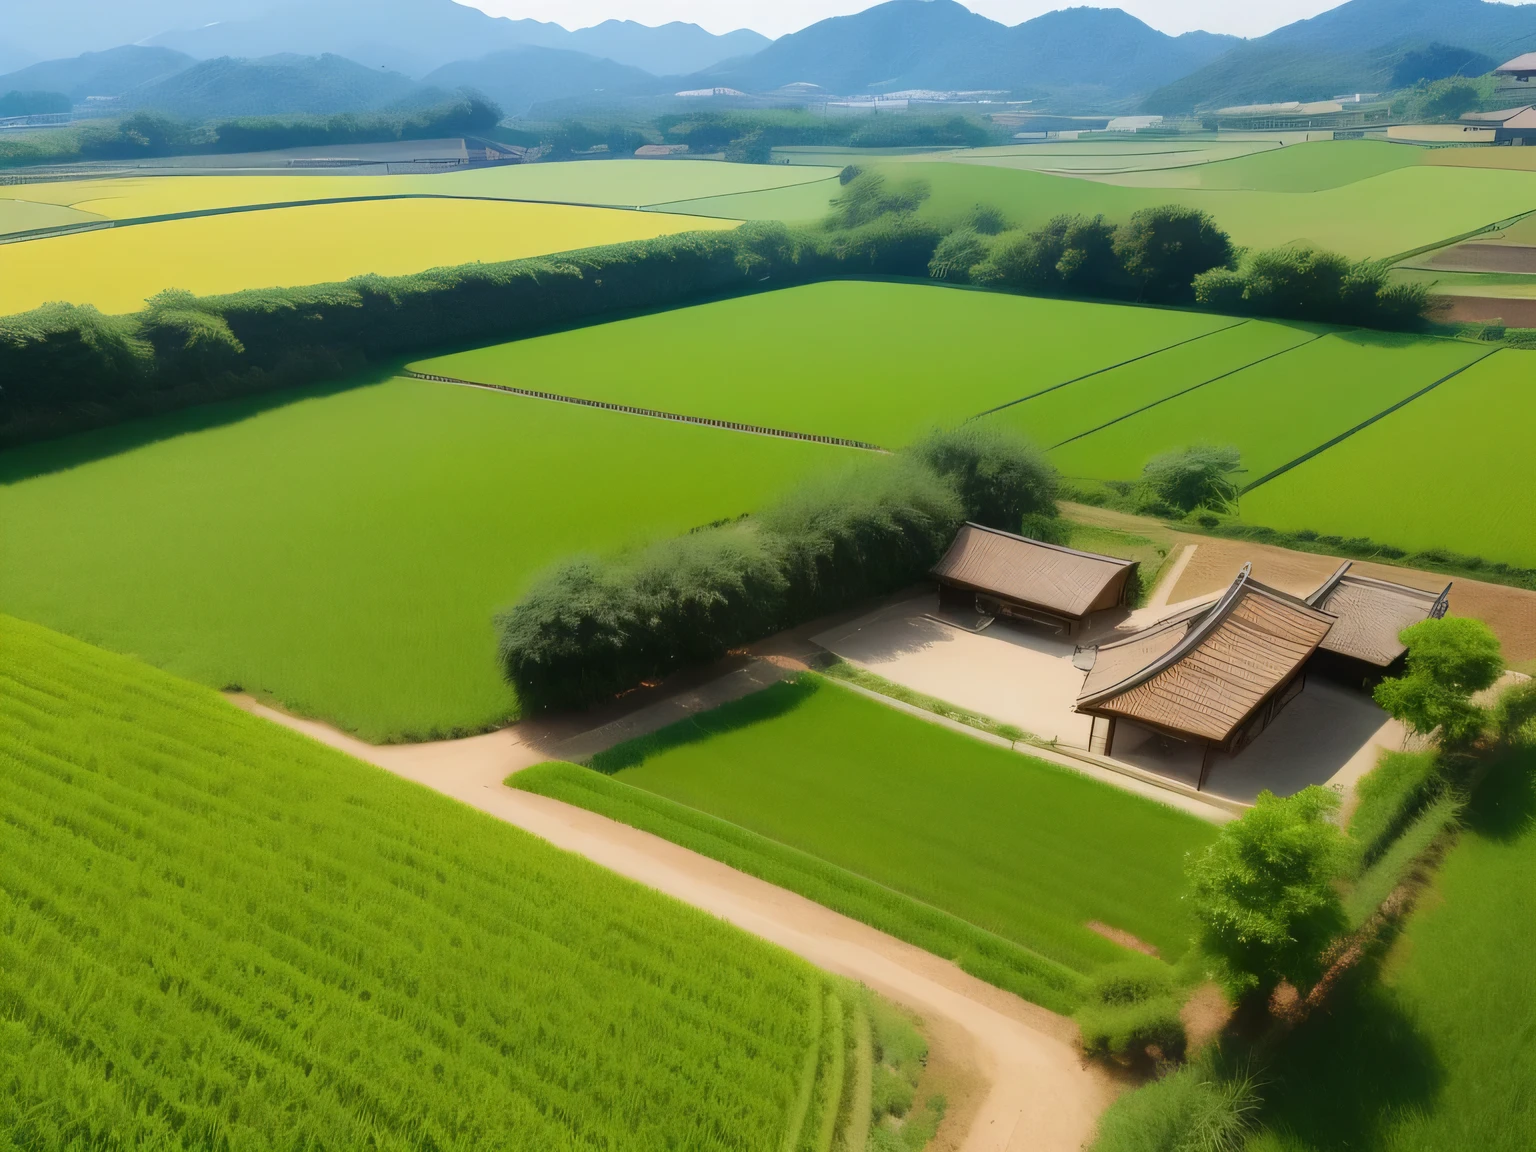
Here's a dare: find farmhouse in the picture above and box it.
[1075,566,1335,789]
[931,523,1139,635]
[1496,53,1536,83]
[1305,561,1450,685]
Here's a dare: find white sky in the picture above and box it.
[465,0,1361,40]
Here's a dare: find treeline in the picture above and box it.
[497,426,1061,712]
[910,178,1428,326]
[0,90,70,117]
[0,95,501,168]
[0,219,942,447]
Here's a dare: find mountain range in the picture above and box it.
[7,0,1536,123]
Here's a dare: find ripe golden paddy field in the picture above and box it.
[0,197,735,314]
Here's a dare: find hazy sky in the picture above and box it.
[468,0,1356,39]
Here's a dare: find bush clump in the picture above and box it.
[824,170,931,230]
[1138,444,1243,515]
[908,423,1059,532]
[1194,245,1429,329]
[1088,1063,1261,1152]
[1349,750,1447,866]
[1076,962,1187,1065]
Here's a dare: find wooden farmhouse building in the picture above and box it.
[1305,562,1450,686]
[931,523,1139,635]
[1074,566,1335,789]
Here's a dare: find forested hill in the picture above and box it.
[1146,0,1536,111]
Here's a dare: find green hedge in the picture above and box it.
[1349,750,1447,866]
[0,218,942,448]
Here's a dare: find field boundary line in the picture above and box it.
[1240,348,1501,495]
[1386,207,1536,267]
[0,191,745,246]
[970,320,1251,420]
[1048,331,1328,449]
[405,369,888,452]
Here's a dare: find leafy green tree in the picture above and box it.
[1113,206,1235,303]
[972,214,1122,296]
[967,203,1008,235]
[1185,786,1353,998]
[1375,616,1504,746]
[909,424,1059,532]
[1139,444,1243,514]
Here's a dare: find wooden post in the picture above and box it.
[1198,742,1214,791]
[1103,717,1117,758]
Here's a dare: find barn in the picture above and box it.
[1305,561,1450,687]
[931,523,1139,635]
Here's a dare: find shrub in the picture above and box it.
[1139,445,1242,515]
[761,457,964,621]
[1194,245,1429,330]
[967,203,1008,235]
[928,228,989,282]
[1374,617,1504,746]
[972,214,1124,297]
[1019,511,1072,545]
[908,423,1059,531]
[1185,786,1353,998]
[1076,962,1187,1064]
[1492,678,1536,745]
[1088,1064,1261,1152]
[1113,206,1235,304]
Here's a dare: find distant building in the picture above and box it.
[1496,53,1536,83]
[1214,99,1389,132]
[1459,105,1536,145]
[634,144,691,157]
[674,87,746,98]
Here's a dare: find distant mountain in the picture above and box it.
[565,21,771,76]
[1145,0,1536,111]
[2,1,267,62]
[0,42,39,75]
[0,45,196,102]
[698,1,1236,103]
[424,47,662,117]
[141,0,766,79]
[124,53,430,119]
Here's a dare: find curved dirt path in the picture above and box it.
[231,696,1115,1151]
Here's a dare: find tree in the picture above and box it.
[908,423,1059,532]
[1375,616,1504,746]
[824,171,930,229]
[1185,786,1353,998]
[1114,206,1235,303]
[1139,444,1242,514]
[971,214,1122,296]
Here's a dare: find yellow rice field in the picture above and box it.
[0,197,734,315]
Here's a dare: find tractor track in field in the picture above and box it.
[230,693,1117,1152]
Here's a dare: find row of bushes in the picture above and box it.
[0,217,944,447]
[495,426,1060,712]
[924,202,1428,327]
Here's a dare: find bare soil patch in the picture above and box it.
[1180,983,1234,1054]
[1421,242,1536,274]
[1167,533,1536,665]
[1086,921,1161,958]
[1432,294,1536,326]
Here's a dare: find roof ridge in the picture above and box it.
[958,521,1134,568]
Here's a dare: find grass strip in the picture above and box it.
[1345,793,1463,927]
[511,761,1087,1014]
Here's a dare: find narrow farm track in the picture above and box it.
[229,696,1116,1151]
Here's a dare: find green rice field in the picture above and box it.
[1248,745,1536,1151]
[1242,350,1536,566]
[1045,330,1489,483]
[413,281,1231,447]
[0,613,835,1149]
[535,675,1219,975]
[0,374,851,741]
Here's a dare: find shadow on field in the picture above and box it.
[0,366,398,486]
[590,676,816,774]
[1251,966,1443,1150]
[1465,745,1536,843]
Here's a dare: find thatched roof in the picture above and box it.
[1076,566,1335,744]
[931,523,1137,619]
[1306,562,1450,667]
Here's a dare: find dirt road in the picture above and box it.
[230,696,1114,1152]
